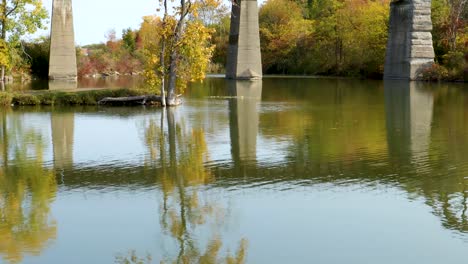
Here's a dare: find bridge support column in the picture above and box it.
[226,0,262,80]
[384,0,434,80]
[49,0,77,81]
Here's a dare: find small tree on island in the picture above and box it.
[0,0,48,82]
[142,0,218,106]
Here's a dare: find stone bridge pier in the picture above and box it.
[226,0,263,80]
[49,0,77,81]
[48,0,433,82]
[384,0,435,80]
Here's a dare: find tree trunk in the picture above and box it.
[160,0,168,107]
[1,66,4,83]
[1,111,8,168]
[166,0,189,106]
[160,53,166,107]
[167,52,178,106]
[448,0,468,51]
[1,0,7,83]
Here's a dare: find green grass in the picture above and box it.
[0,88,150,106]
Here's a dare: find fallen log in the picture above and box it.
[98,94,183,106]
[98,95,163,105]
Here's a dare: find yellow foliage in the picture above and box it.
[140,0,217,95]
[0,127,57,263]
[0,39,10,68]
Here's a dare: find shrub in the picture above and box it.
[12,93,41,105]
[421,63,449,81]
[0,92,12,106]
[1,88,151,107]
[442,51,467,81]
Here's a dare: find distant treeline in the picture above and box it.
[22,0,468,81]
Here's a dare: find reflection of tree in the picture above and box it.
[264,81,388,180]
[223,79,467,235]
[418,83,468,233]
[384,81,468,233]
[142,108,247,263]
[0,113,57,263]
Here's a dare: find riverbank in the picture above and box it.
[0,88,156,107]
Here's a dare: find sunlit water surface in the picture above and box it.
[1,77,468,263]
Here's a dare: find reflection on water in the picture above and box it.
[142,108,247,263]
[384,81,434,167]
[385,81,468,233]
[51,112,74,170]
[228,80,262,163]
[0,112,57,263]
[1,78,468,263]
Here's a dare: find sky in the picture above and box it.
[35,0,265,45]
[38,0,159,45]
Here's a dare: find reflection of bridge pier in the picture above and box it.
[384,81,434,165]
[384,82,468,232]
[51,112,75,170]
[228,80,262,165]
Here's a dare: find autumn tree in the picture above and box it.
[258,0,389,77]
[259,0,313,74]
[428,0,468,80]
[143,0,218,106]
[0,0,48,81]
[207,14,230,72]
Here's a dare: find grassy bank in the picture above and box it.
[0,89,151,107]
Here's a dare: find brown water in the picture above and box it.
[1,77,468,263]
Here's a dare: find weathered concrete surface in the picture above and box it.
[48,80,78,90]
[49,0,77,81]
[226,0,262,80]
[384,0,434,80]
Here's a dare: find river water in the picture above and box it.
[1,77,468,263]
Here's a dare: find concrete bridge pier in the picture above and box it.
[49,0,77,81]
[226,0,262,80]
[384,0,434,80]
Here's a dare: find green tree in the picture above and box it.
[122,28,137,53]
[22,36,50,79]
[259,0,313,74]
[258,0,389,77]
[207,14,230,73]
[0,0,48,81]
